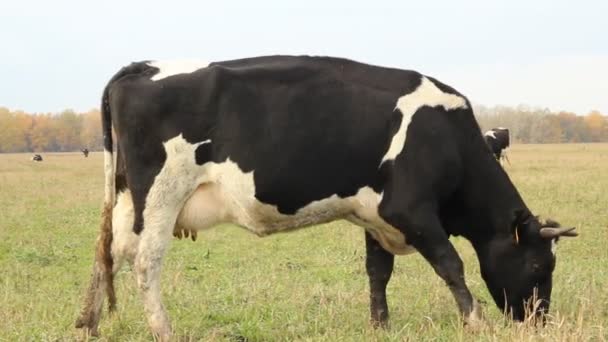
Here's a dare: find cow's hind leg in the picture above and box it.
[135,188,194,341]
[133,135,206,341]
[365,232,394,328]
[134,205,179,342]
[76,190,138,336]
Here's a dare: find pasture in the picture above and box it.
[0,144,607,341]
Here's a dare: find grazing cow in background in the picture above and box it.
[31,154,43,162]
[76,56,577,340]
[82,148,89,158]
[484,127,510,162]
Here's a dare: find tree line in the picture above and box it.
[0,105,607,153]
[0,107,102,153]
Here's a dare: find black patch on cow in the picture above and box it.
[115,145,128,194]
[195,142,213,165]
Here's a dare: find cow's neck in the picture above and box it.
[456,144,531,248]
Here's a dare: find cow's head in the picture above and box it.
[478,213,577,321]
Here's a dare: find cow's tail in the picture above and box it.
[99,84,116,312]
[75,84,116,333]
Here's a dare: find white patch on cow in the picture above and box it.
[141,136,413,255]
[346,187,414,255]
[381,77,468,163]
[111,190,139,268]
[484,130,496,139]
[104,150,114,204]
[141,135,212,240]
[148,60,209,81]
[551,239,557,256]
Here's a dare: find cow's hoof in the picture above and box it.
[370,317,389,329]
[464,300,485,332]
[75,311,101,337]
[369,307,389,329]
[152,330,172,342]
[148,314,172,342]
[75,319,99,338]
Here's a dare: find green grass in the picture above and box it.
[0,145,607,341]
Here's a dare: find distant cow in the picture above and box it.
[81,148,89,158]
[76,56,577,340]
[31,154,43,162]
[484,127,510,162]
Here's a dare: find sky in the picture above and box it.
[1,0,607,114]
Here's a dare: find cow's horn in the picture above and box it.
[539,227,578,239]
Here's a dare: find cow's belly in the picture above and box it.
[175,160,415,255]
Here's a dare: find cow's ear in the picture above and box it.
[539,218,560,228]
[510,209,526,244]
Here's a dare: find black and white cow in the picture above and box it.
[81,148,89,158]
[484,127,510,162]
[76,56,577,340]
[31,154,43,162]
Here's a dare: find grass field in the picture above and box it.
[0,144,607,341]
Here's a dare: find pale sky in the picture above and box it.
[1,0,607,114]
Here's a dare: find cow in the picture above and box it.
[31,154,43,162]
[75,56,577,340]
[484,127,510,163]
[82,148,90,158]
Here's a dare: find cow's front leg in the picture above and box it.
[379,201,482,326]
[365,232,394,328]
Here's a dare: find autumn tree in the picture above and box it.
[531,114,562,143]
[0,108,33,152]
[584,111,608,142]
[80,109,103,150]
[30,114,58,151]
[53,110,83,152]
[556,112,587,142]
